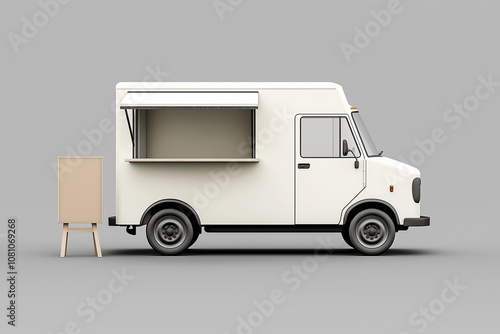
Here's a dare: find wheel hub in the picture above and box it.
[165,226,175,236]
[364,225,380,240]
[356,218,388,248]
[162,225,179,240]
[154,217,185,247]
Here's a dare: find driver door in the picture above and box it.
[295,115,365,224]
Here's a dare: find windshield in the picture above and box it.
[352,112,381,157]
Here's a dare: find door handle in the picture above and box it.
[298,163,310,169]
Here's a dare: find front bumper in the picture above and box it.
[403,216,430,227]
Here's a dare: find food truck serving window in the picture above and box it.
[120,92,259,162]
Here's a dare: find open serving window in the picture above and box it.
[120,91,259,162]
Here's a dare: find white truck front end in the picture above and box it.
[362,156,428,227]
[338,110,430,254]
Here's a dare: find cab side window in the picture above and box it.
[301,116,360,158]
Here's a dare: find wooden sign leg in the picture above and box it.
[92,223,102,258]
[92,231,97,256]
[60,223,69,257]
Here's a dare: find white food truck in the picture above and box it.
[109,82,429,255]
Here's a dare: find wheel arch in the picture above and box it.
[343,199,401,230]
[140,199,201,232]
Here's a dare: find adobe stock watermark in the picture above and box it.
[398,277,467,334]
[48,268,135,334]
[384,73,498,184]
[193,106,294,209]
[51,64,170,177]
[339,0,409,64]
[213,0,244,21]
[223,235,339,334]
[7,0,72,55]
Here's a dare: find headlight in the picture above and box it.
[412,177,421,203]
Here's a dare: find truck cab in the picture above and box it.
[295,109,429,254]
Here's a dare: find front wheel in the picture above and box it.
[348,209,395,255]
[146,209,194,255]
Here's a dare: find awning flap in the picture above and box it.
[120,91,258,109]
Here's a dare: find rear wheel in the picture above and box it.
[348,209,395,255]
[146,209,194,255]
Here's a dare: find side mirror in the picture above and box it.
[342,139,359,169]
[342,139,348,156]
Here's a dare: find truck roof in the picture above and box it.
[116,82,342,90]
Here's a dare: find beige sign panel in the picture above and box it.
[58,157,103,224]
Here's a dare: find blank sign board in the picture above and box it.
[58,157,102,224]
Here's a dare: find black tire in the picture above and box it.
[189,230,200,247]
[146,209,194,255]
[341,228,354,248]
[348,209,395,255]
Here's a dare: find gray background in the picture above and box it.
[1,0,499,333]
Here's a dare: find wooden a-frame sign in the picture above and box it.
[58,156,102,257]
